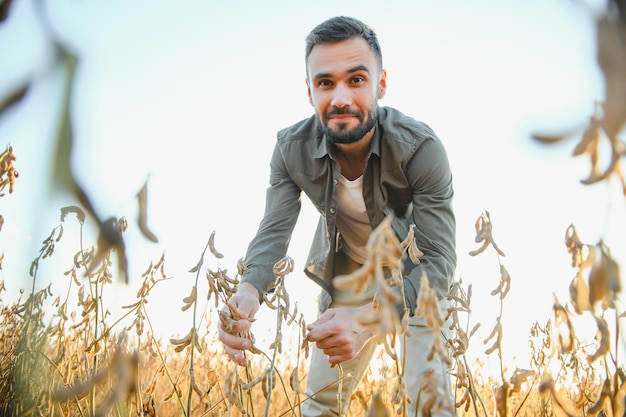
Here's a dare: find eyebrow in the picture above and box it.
[348,65,371,74]
[311,65,372,82]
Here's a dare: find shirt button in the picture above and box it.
[333,179,338,185]
[329,207,336,214]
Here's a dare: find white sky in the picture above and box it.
[1,0,624,368]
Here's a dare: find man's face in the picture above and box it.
[306,37,387,145]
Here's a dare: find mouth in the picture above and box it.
[325,109,362,124]
[328,114,357,122]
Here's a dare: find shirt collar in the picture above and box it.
[313,130,331,159]
[369,115,383,158]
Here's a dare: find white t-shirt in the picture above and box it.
[335,175,372,264]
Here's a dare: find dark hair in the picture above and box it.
[305,16,383,72]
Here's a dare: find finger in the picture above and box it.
[314,337,337,350]
[307,324,337,342]
[307,312,338,341]
[307,320,342,343]
[306,329,317,342]
[317,338,351,355]
[310,309,335,327]
[218,328,252,350]
[307,327,328,342]
[327,354,346,365]
[323,344,355,364]
[224,345,249,367]
[219,329,252,367]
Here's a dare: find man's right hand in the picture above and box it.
[218,282,261,367]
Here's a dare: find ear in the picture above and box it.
[306,78,313,105]
[377,69,387,99]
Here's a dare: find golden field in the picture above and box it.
[0,189,623,416]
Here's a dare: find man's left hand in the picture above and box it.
[306,303,376,365]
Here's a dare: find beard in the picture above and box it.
[319,105,378,145]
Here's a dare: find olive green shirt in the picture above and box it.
[241,106,456,317]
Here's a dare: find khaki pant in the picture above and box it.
[302,251,457,417]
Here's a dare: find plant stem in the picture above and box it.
[186,237,212,414]
[143,306,187,413]
[337,364,344,417]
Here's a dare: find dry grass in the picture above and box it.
[0,195,623,416]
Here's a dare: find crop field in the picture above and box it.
[1,1,626,416]
[0,185,623,416]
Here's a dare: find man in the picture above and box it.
[218,16,457,416]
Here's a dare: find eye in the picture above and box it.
[317,79,333,88]
[351,76,365,84]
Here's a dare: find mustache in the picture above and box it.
[323,107,364,121]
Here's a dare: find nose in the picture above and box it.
[330,83,351,108]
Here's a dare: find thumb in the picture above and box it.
[310,309,335,328]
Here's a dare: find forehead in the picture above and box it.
[307,37,378,78]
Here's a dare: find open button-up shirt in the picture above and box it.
[241,106,456,317]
